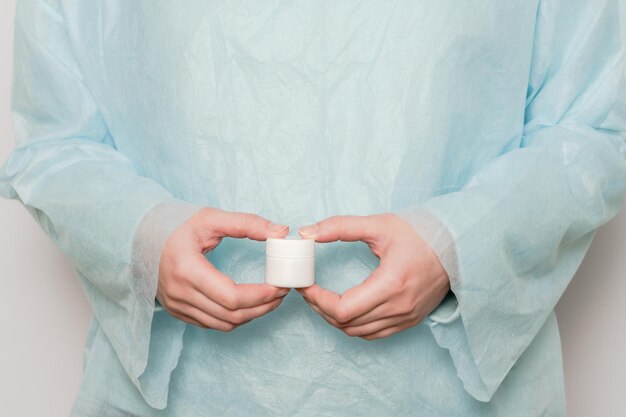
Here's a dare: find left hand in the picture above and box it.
[296,213,451,340]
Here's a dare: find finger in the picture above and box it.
[199,208,289,241]
[168,306,236,331]
[337,302,394,327]
[336,249,414,325]
[298,281,383,324]
[330,265,394,321]
[360,319,420,341]
[296,284,343,319]
[298,215,384,244]
[229,282,290,308]
[181,303,242,332]
[341,315,414,337]
[219,297,284,327]
[301,296,343,327]
[188,253,288,309]
[168,310,208,328]
[187,290,286,325]
[299,262,398,323]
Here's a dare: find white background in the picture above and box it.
[1,1,625,416]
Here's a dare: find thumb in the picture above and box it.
[297,215,380,243]
[203,209,289,241]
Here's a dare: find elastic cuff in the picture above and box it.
[428,290,460,325]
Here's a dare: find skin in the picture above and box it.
[156,207,292,331]
[158,209,450,341]
[296,213,451,341]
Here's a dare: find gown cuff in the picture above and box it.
[132,199,204,312]
[394,207,461,324]
[129,198,204,407]
[393,207,493,401]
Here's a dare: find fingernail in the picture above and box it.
[268,223,288,232]
[298,224,317,237]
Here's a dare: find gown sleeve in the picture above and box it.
[0,0,203,408]
[394,0,626,402]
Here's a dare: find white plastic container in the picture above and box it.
[265,237,315,288]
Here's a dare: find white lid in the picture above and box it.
[266,236,315,258]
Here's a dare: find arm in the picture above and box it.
[296,0,626,402]
[395,0,626,401]
[0,0,202,408]
[1,3,292,409]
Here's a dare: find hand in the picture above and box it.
[157,207,291,331]
[296,213,450,340]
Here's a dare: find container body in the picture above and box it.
[265,255,315,288]
[265,237,315,287]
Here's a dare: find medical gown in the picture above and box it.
[1,0,626,416]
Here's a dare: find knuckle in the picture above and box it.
[240,318,254,326]
[226,310,247,324]
[221,322,237,332]
[240,212,259,229]
[192,320,209,329]
[200,207,219,219]
[169,260,189,283]
[170,311,192,325]
[196,207,221,230]
[166,282,191,302]
[162,303,176,316]
[327,215,344,228]
[387,280,407,299]
[399,301,414,315]
[262,292,276,305]
[162,295,179,311]
[326,215,341,223]
[381,212,399,223]
[406,293,421,313]
[220,293,240,311]
[326,317,341,328]
[168,310,183,321]
[343,327,360,337]
[194,319,208,328]
[194,316,212,329]
[326,317,340,327]
[159,283,177,302]
[334,305,352,324]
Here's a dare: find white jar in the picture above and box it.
[265,237,315,288]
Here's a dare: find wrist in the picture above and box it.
[429,246,450,291]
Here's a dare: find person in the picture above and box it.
[1,0,625,415]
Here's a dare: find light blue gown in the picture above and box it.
[1,0,625,416]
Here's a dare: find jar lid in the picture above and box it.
[266,236,315,258]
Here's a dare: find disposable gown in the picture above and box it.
[1,0,626,416]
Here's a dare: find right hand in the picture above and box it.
[157,207,291,331]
